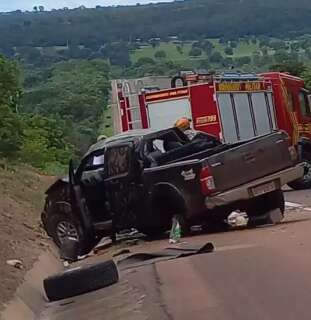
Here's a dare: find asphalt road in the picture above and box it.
[41,189,311,320]
[284,186,311,207]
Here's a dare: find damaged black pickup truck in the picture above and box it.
[42,127,303,254]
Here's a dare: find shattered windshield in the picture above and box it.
[106,145,131,178]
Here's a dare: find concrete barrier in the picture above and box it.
[1,247,62,320]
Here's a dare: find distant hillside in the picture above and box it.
[0,0,311,54]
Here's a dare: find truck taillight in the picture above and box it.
[200,165,216,195]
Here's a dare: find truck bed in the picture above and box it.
[156,131,294,194]
[206,132,293,193]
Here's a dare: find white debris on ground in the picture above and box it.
[6,260,23,269]
[227,211,249,227]
[285,201,303,208]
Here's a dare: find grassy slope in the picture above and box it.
[0,164,54,309]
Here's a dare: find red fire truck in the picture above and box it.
[110,71,311,189]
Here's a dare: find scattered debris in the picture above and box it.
[93,237,113,254]
[227,211,249,227]
[125,239,141,246]
[113,249,131,257]
[6,260,23,269]
[169,215,182,244]
[60,237,79,262]
[117,242,214,271]
[77,252,95,261]
[22,222,35,231]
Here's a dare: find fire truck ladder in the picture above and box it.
[122,81,143,130]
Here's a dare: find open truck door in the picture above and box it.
[68,159,95,251]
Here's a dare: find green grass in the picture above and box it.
[131,39,262,64]
[132,42,194,63]
[234,41,260,57]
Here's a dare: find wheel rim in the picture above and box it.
[303,162,311,182]
[56,221,79,244]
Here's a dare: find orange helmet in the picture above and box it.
[174,117,191,131]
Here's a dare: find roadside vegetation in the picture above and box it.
[1,1,311,175]
[0,56,112,174]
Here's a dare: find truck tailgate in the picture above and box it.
[207,132,294,193]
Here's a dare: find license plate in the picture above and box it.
[251,181,276,197]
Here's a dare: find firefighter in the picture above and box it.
[174,117,198,140]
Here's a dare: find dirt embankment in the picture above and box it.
[0,165,55,310]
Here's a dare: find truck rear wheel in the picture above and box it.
[247,190,285,227]
[288,160,311,190]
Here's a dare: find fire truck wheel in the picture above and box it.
[288,161,311,190]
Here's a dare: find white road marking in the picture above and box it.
[285,201,303,208]
[285,201,311,212]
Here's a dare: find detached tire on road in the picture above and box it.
[44,260,119,301]
[247,190,285,227]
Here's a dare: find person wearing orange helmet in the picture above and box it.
[174,117,198,140]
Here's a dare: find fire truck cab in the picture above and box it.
[111,71,311,189]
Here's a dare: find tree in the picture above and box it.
[202,41,214,55]
[303,69,311,90]
[176,46,183,54]
[101,42,131,66]
[210,52,223,63]
[269,60,306,77]
[0,55,22,159]
[0,105,23,159]
[290,42,301,53]
[223,57,234,68]
[306,49,311,60]
[199,59,211,70]
[136,57,155,66]
[225,47,234,56]
[38,6,44,12]
[21,60,111,155]
[230,41,238,49]
[236,56,251,66]
[189,47,202,57]
[33,6,38,12]
[17,47,42,63]
[270,41,286,51]
[252,53,262,67]
[154,50,167,59]
[20,114,73,170]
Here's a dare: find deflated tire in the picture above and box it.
[44,260,119,301]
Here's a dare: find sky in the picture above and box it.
[0,0,173,12]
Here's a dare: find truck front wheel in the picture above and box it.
[247,190,285,227]
[47,212,96,256]
[288,160,311,190]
